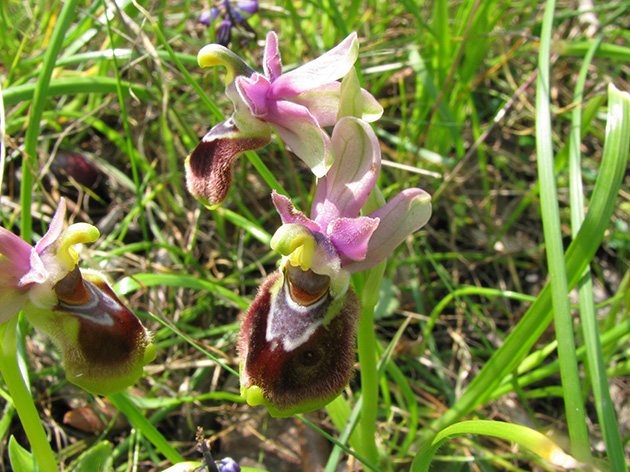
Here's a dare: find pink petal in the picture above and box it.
[263,31,282,81]
[271,191,321,232]
[0,226,34,274]
[343,189,432,273]
[0,227,46,322]
[327,216,379,262]
[288,83,384,126]
[266,100,332,177]
[35,198,67,254]
[235,73,271,118]
[269,33,359,99]
[312,117,380,228]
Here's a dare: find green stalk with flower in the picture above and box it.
[183,27,609,471]
[189,32,430,427]
[0,199,155,471]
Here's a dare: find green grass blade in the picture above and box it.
[535,0,590,460]
[114,273,250,310]
[569,35,626,468]
[420,58,630,447]
[108,392,185,465]
[103,8,150,245]
[2,77,156,106]
[412,421,581,471]
[20,0,81,242]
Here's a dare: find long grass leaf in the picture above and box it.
[2,77,156,106]
[114,273,250,310]
[420,60,630,448]
[536,0,590,459]
[569,36,626,467]
[20,0,81,241]
[412,421,581,471]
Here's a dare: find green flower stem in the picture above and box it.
[0,317,58,472]
[355,260,387,467]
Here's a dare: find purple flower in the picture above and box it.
[216,457,241,472]
[238,117,431,417]
[186,31,383,209]
[0,199,155,395]
[199,1,259,46]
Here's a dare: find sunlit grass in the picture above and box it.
[1,0,629,470]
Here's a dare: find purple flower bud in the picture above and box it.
[236,1,258,14]
[199,9,214,26]
[216,457,241,472]
[216,19,233,46]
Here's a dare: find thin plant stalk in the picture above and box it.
[355,260,387,467]
[0,317,58,472]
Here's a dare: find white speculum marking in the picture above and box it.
[266,280,328,352]
[59,281,116,327]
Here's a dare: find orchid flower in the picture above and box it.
[186,31,383,209]
[0,199,155,395]
[238,117,432,417]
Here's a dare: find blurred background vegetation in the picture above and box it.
[1,0,629,470]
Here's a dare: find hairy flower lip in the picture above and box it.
[186,119,271,209]
[238,270,359,417]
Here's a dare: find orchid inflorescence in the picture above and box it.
[189,31,432,417]
[0,28,430,428]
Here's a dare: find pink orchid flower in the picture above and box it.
[270,116,432,298]
[186,31,383,209]
[0,199,155,395]
[238,117,431,417]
